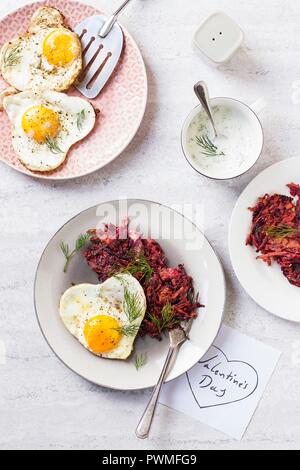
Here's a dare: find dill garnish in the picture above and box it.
[134,352,147,371]
[60,233,91,273]
[76,109,86,131]
[119,254,153,283]
[266,224,299,239]
[114,324,140,337]
[123,284,145,323]
[195,135,225,157]
[45,136,63,154]
[112,275,145,336]
[3,45,21,67]
[147,302,179,333]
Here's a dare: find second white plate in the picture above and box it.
[229,157,300,322]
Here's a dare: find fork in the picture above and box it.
[135,319,193,439]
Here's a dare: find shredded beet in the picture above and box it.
[84,220,201,338]
[246,183,300,287]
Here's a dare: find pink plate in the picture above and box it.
[0,0,147,179]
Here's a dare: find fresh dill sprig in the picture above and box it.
[76,109,86,131]
[195,135,225,157]
[60,233,91,272]
[266,224,299,239]
[3,45,21,67]
[45,136,63,154]
[147,302,179,333]
[120,254,153,283]
[134,352,147,371]
[113,275,145,336]
[160,302,180,330]
[114,324,140,337]
[75,233,91,251]
[123,285,144,323]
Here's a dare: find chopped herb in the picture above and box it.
[75,233,91,251]
[195,135,225,157]
[266,224,299,239]
[114,324,140,337]
[60,233,91,273]
[123,284,144,323]
[45,136,63,154]
[134,352,147,371]
[109,276,145,339]
[118,254,153,283]
[147,302,179,333]
[76,109,86,131]
[3,45,21,67]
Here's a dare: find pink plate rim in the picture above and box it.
[0,0,148,180]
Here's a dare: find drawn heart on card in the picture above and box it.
[186,346,259,409]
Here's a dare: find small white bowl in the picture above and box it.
[181,97,264,180]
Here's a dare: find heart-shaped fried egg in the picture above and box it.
[0,7,82,92]
[59,274,147,360]
[3,90,96,172]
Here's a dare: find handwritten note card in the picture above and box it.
[160,325,281,440]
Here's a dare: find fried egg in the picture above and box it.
[0,7,82,92]
[3,90,96,172]
[59,274,147,360]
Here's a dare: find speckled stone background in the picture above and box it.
[1,0,300,450]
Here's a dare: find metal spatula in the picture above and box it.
[74,0,133,99]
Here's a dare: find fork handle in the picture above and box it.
[135,346,176,439]
[99,0,133,38]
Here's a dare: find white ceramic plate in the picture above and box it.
[229,157,300,322]
[34,200,226,390]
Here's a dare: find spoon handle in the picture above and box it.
[194,81,218,138]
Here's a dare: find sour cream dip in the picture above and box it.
[181,97,264,180]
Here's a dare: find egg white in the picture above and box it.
[3,90,96,172]
[59,274,147,360]
[0,7,82,92]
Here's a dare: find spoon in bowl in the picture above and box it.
[194,81,218,139]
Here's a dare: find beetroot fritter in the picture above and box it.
[84,220,201,338]
[246,183,300,287]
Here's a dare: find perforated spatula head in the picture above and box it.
[74,15,124,99]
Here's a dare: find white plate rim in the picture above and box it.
[33,199,226,390]
[229,157,300,323]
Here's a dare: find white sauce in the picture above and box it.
[185,104,255,179]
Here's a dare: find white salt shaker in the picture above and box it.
[193,12,244,65]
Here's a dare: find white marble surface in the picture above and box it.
[1,0,300,450]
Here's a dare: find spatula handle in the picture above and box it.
[114,0,133,16]
[99,0,133,38]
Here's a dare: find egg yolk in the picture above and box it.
[21,105,60,143]
[83,315,122,354]
[43,29,81,67]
